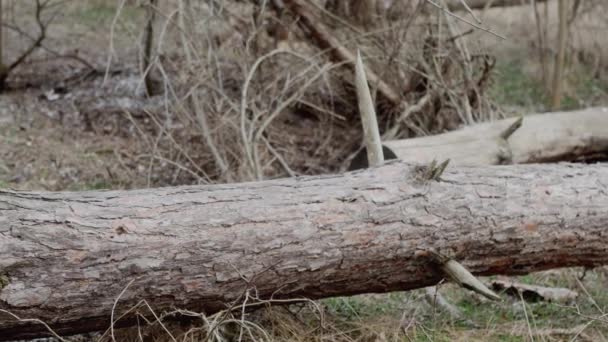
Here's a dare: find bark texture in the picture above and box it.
[1,161,608,339]
[384,108,608,166]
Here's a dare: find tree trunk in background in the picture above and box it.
[142,0,158,96]
[532,0,549,91]
[0,0,7,91]
[551,0,568,110]
[178,0,192,65]
[1,161,608,340]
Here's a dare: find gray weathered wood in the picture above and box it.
[355,50,384,167]
[384,107,608,166]
[1,161,607,339]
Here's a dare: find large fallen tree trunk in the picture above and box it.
[1,161,608,339]
[384,107,608,166]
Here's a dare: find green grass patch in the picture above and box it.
[562,65,608,109]
[322,292,408,320]
[0,179,9,189]
[69,180,113,191]
[71,3,143,28]
[490,57,608,111]
[490,60,546,109]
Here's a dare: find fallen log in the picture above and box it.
[1,161,608,339]
[381,107,608,166]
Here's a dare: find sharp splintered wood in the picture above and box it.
[425,249,500,301]
[500,116,524,140]
[431,159,450,181]
[355,50,384,167]
[441,260,502,301]
[417,159,449,181]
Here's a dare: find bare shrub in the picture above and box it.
[109,0,500,185]
[0,0,62,90]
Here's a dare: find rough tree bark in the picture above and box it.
[1,161,608,340]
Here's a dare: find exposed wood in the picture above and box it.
[491,278,578,303]
[424,249,500,301]
[355,51,384,167]
[441,259,500,301]
[383,108,608,166]
[1,161,608,339]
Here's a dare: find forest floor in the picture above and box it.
[1,1,608,341]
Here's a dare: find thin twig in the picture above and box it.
[425,0,506,40]
[0,310,67,342]
[111,279,135,342]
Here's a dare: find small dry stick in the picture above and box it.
[418,159,451,182]
[457,0,481,24]
[425,0,506,40]
[431,159,450,181]
[355,50,384,167]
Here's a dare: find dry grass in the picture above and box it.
[2,1,607,189]
[99,0,505,185]
[477,0,608,112]
[10,268,607,341]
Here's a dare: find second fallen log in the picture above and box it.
[383,108,608,166]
